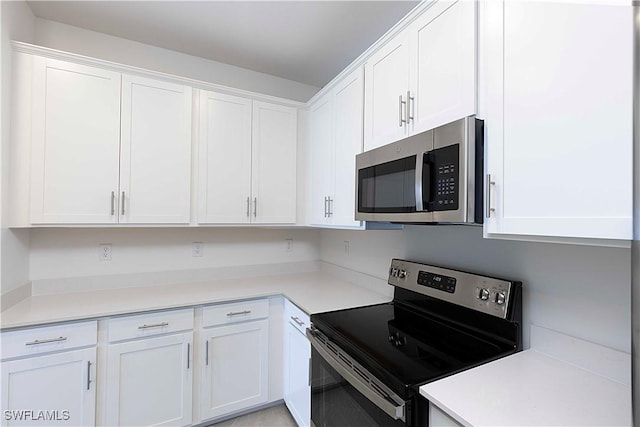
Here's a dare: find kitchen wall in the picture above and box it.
[1,1,35,301]
[33,18,319,102]
[321,226,632,353]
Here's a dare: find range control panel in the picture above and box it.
[387,259,519,320]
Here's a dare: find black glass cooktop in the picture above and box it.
[311,301,517,398]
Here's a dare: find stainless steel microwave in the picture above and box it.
[355,116,483,224]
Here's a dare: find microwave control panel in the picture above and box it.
[426,144,459,211]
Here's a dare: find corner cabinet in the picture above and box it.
[483,1,633,241]
[28,56,192,225]
[198,91,297,225]
[364,0,476,151]
[308,67,364,229]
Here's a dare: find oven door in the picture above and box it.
[307,329,409,427]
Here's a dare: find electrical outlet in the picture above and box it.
[285,238,293,253]
[99,244,112,261]
[344,240,350,255]
[192,242,204,257]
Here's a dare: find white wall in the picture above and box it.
[1,0,35,297]
[30,228,320,281]
[34,19,319,102]
[321,226,631,353]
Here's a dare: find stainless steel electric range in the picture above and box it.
[307,259,522,427]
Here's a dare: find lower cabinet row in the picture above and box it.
[0,297,310,427]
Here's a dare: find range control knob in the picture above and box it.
[477,288,490,301]
[495,292,506,305]
[398,270,407,279]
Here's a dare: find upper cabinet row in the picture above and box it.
[11,53,298,226]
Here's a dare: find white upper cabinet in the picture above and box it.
[119,75,192,224]
[308,67,364,229]
[30,58,122,224]
[364,0,476,151]
[198,91,253,224]
[484,1,633,240]
[198,93,297,225]
[28,57,192,225]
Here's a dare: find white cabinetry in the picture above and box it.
[283,300,311,427]
[0,321,97,427]
[364,0,476,151]
[429,403,462,427]
[483,1,633,240]
[308,68,364,228]
[200,299,269,420]
[198,91,297,224]
[28,56,192,225]
[104,309,194,426]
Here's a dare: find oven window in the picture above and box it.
[358,156,416,213]
[311,347,407,427]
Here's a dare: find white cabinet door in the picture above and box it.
[409,0,476,135]
[251,102,297,224]
[105,332,193,427]
[120,75,192,224]
[200,319,269,420]
[332,68,364,228]
[198,91,253,224]
[1,348,96,427]
[284,323,311,427]
[30,57,121,224]
[484,1,633,240]
[363,31,411,151]
[308,94,333,226]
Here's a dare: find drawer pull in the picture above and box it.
[87,361,92,390]
[25,336,67,346]
[227,310,251,317]
[138,322,169,330]
[291,316,305,327]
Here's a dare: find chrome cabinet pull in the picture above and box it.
[87,361,92,390]
[486,174,496,218]
[25,336,67,346]
[291,316,305,327]
[407,91,414,123]
[398,95,407,127]
[253,197,257,218]
[227,310,251,317]
[187,343,190,369]
[110,191,115,216]
[205,340,209,366]
[328,197,333,217]
[138,322,169,330]
[121,191,125,215]
[246,197,250,218]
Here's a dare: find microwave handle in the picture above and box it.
[415,153,432,212]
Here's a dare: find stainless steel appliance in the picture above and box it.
[308,259,522,427]
[355,116,483,224]
[631,1,639,423]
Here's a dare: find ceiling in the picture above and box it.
[27,1,419,88]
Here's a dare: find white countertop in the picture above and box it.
[1,271,392,330]
[420,349,632,427]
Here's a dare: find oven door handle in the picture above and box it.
[307,329,406,422]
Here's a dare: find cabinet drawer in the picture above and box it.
[203,298,269,327]
[1,320,97,360]
[285,299,310,336]
[107,308,194,342]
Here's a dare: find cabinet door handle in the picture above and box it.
[486,174,496,218]
[246,197,250,218]
[291,316,305,327]
[25,336,67,346]
[227,310,251,317]
[121,191,125,215]
[328,197,333,217]
[253,197,257,218]
[87,361,92,390]
[110,191,115,216]
[187,343,190,369]
[398,95,407,127]
[205,340,209,366]
[138,322,169,329]
[407,91,414,123]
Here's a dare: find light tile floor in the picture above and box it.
[210,404,297,427]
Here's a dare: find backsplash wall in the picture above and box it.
[321,226,631,353]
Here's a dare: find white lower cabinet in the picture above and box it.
[200,300,270,421]
[429,403,462,427]
[0,321,97,427]
[283,300,310,427]
[104,309,194,426]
